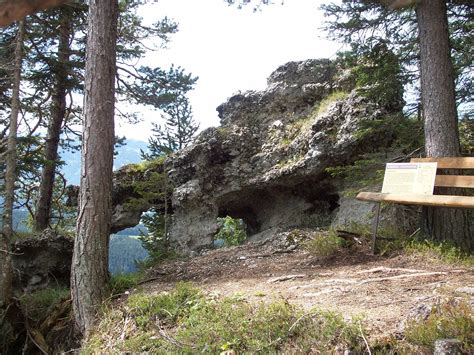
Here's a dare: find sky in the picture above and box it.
[114,0,341,141]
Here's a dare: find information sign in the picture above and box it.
[381,162,437,195]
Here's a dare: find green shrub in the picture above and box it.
[109,272,142,296]
[404,300,473,352]
[304,230,348,257]
[405,239,474,266]
[19,287,70,321]
[215,216,247,246]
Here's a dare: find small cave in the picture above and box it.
[215,181,340,238]
[217,189,270,235]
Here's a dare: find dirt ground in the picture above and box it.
[141,230,474,341]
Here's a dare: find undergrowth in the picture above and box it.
[86,282,367,353]
[404,299,473,352]
[405,239,474,266]
[19,287,70,321]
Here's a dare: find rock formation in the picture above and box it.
[109,58,410,254]
[165,59,403,253]
[11,229,73,291]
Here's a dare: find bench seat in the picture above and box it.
[356,191,474,209]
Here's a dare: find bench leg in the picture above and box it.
[371,202,381,254]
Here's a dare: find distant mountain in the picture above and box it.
[109,235,148,274]
[60,138,149,185]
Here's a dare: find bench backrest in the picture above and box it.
[410,157,474,189]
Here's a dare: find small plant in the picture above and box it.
[109,273,143,296]
[87,283,366,353]
[405,239,474,266]
[404,300,473,352]
[304,230,348,257]
[215,216,247,246]
[19,287,70,321]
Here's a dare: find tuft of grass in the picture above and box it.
[304,230,349,257]
[86,283,366,353]
[109,272,143,296]
[315,90,349,116]
[20,287,70,321]
[405,239,474,266]
[404,300,473,352]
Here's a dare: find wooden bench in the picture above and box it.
[356,157,474,252]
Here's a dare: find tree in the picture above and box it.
[0,20,25,307]
[321,0,472,251]
[34,6,73,231]
[143,95,199,159]
[70,0,118,335]
[416,0,471,250]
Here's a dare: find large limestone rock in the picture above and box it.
[165,59,403,253]
[11,230,73,292]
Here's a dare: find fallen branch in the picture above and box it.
[359,321,371,355]
[267,274,306,283]
[358,272,448,285]
[355,267,429,275]
[335,230,363,245]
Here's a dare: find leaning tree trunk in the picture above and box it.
[0,20,25,307]
[71,0,118,336]
[34,7,71,231]
[416,0,472,252]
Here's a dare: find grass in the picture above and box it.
[404,299,473,352]
[304,230,349,257]
[405,239,474,266]
[19,287,70,321]
[109,272,143,296]
[86,282,366,353]
[314,90,349,116]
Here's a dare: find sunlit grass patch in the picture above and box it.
[404,299,473,352]
[86,283,366,353]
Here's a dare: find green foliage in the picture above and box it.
[405,239,474,266]
[126,282,202,327]
[459,115,473,155]
[315,90,349,116]
[304,230,348,257]
[320,1,473,111]
[404,300,473,352]
[19,287,69,321]
[142,95,199,159]
[109,273,142,296]
[87,283,366,353]
[325,115,423,196]
[216,216,247,246]
[338,45,404,110]
[137,210,178,268]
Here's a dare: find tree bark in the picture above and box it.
[71,0,118,336]
[416,0,472,251]
[34,7,71,231]
[0,20,25,307]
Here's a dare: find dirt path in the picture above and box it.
[142,232,474,340]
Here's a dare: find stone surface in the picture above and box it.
[11,229,73,291]
[165,59,404,253]
[108,58,409,254]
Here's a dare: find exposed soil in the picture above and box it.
[141,230,474,342]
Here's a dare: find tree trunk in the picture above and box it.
[71,0,118,336]
[0,20,25,307]
[416,0,472,251]
[34,8,71,231]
